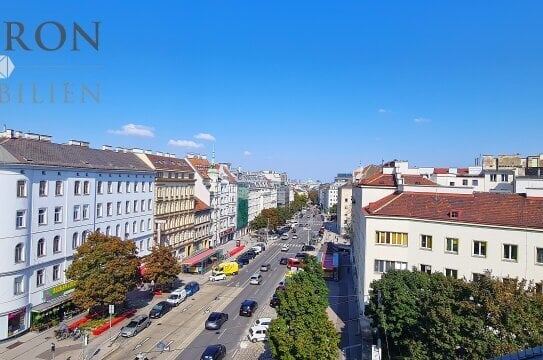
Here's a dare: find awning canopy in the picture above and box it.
[181,248,217,266]
[31,293,72,313]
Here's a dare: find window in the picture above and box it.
[117,182,122,193]
[501,174,509,182]
[126,181,130,193]
[375,231,408,246]
[133,200,138,213]
[125,222,129,237]
[54,207,63,223]
[96,203,103,218]
[134,182,138,193]
[133,221,137,233]
[14,276,24,295]
[490,174,497,182]
[473,273,486,282]
[117,201,122,215]
[97,181,103,194]
[17,180,27,197]
[82,231,88,243]
[83,181,90,195]
[36,269,44,287]
[55,180,63,196]
[15,243,24,263]
[149,182,153,192]
[106,226,111,236]
[446,237,459,254]
[473,240,487,257]
[37,238,45,257]
[74,180,81,195]
[472,179,478,186]
[107,181,113,194]
[83,204,90,220]
[148,199,152,210]
[38,208,47,225]
[449,181,455,186]
[53,236,61,253]
[39,180,48,196]
[374,260,408,273]
[142,181,146,192]
[420,264,432,274]
[140,220,145,232]
[503,244,518,261]
[107,202,113,216]
[445,268,458,278]
[537,248,543,264]
[420,235,432,250]
[139,240,143,251]
[116,224,121,237]
[147,218,152,230]
[126,201,131,214]
[141,200,145,212]
[16,210,26,229]
[462,179,468,186]
[72,232,78,249]
[73,205,80,221]
[53,265,61,281]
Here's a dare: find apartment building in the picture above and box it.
[194,197,212,250]
[337,183,353,235]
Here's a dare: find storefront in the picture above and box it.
[181,248,223,274]
[30,281,79,332]
[8,307,26,337]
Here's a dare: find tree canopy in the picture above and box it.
[66,232,141,310]
[143,246,182,285]
[269,256,340,360]
[367,270,543,359]
[250,194,309,231]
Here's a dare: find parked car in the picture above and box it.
[301,245,315,251]
[213,262,239,275]
[295,252,308,260]
[292,234,298,239]
[205,312,229,330]
[253,317,272,328]
[254,242,266,251]
[239,300,258,317]
[270,294,279,308]
[185,281,200,296]
[251,246,262,255]
[166,288,187,307]
[149,301,171,319]
[250,273,262,285]
[292,228,296,233]
[260,263,271,272]
[200,344,226,360]
[248,325,268,343]
[120,314,150,337]
[281,244,290,252]
[279,257,288,265]
[237,256,250,266]
[281,234,289,240]
[244,250,257,259]
[209,272,227,282]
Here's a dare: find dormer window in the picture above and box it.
[449,210,461,219]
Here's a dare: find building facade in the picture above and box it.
[336,183,353,235]
[194,197,212,250]
[0,131,154,340]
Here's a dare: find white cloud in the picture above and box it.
[108,124,155,137]
[378,108,388,113]
[168,139,204,149]
[194,133,216,141]
[414,117,431,124]
[243,151,252,156]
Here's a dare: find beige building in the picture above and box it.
[138,153,196,259]
[194,197,212,250]
[337,183,353,235]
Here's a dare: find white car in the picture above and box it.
[209,272,227,282]
[248,325,268,343]
[253,317,272,328]
[292,234,298,239]
[281,244,290,252]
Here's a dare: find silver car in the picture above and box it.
[120,314,150,337]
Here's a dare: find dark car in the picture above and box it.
[270,294,279,308]
[205,312,229,330]
[244,250,257,259]
[237,256,250,266]
[149,301,171,319]
[200,344,226,360]
[239,300,258,317]
[301,245,315,251]
[279,257,288,265]
[295,252,308,260]
[185,281,200,296]
[292,228,296,233]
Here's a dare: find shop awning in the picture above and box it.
[31,293,72,313]
[228,245,245,257]
[181,248,217,266]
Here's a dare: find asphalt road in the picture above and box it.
[177,211,324,360]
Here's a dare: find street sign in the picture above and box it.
[108,304,115,315]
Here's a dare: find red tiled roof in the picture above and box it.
[364,192,543,230]
[358,173,395,187]
[402,175,437,186]
[194,196,210,212]
[222,167,237,183]
[433,167,470,175]
[187,157,211,179]
[145,154,193,172]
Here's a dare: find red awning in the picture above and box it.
[181,248,217,266]
[228,245,245,257]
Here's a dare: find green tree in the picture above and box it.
[66,232,140,310]
[269,256,340,360]
[143,246,182,286]
[308,190,318,204]
[329,203,337,214]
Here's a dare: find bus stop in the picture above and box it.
[181,248,223,274]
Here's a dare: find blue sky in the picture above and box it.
[2,1,543,181]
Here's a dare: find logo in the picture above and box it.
[0,55,14,79]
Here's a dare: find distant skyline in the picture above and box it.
[2,1,543,181]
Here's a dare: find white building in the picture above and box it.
[237,172,277,223]
[0,131,154,340]
[337,183,353,235]
[208,164,238,245]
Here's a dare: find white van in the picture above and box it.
[251,245,262,255]
[250,273,262,285]
[166,288,187,306]
[248,325,268,342]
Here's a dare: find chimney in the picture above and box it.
[130,148,144,154]
[24,133,40,140]
[102,145,112,151]
[68,140,81,146]
[38,135,52,142]
[145,149,153,155]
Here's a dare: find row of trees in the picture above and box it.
[250,194,309,231]
[66,232,181,310]
[268,256,340,360]
[367,270,543,359]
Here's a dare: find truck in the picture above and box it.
[213,261,239,276]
